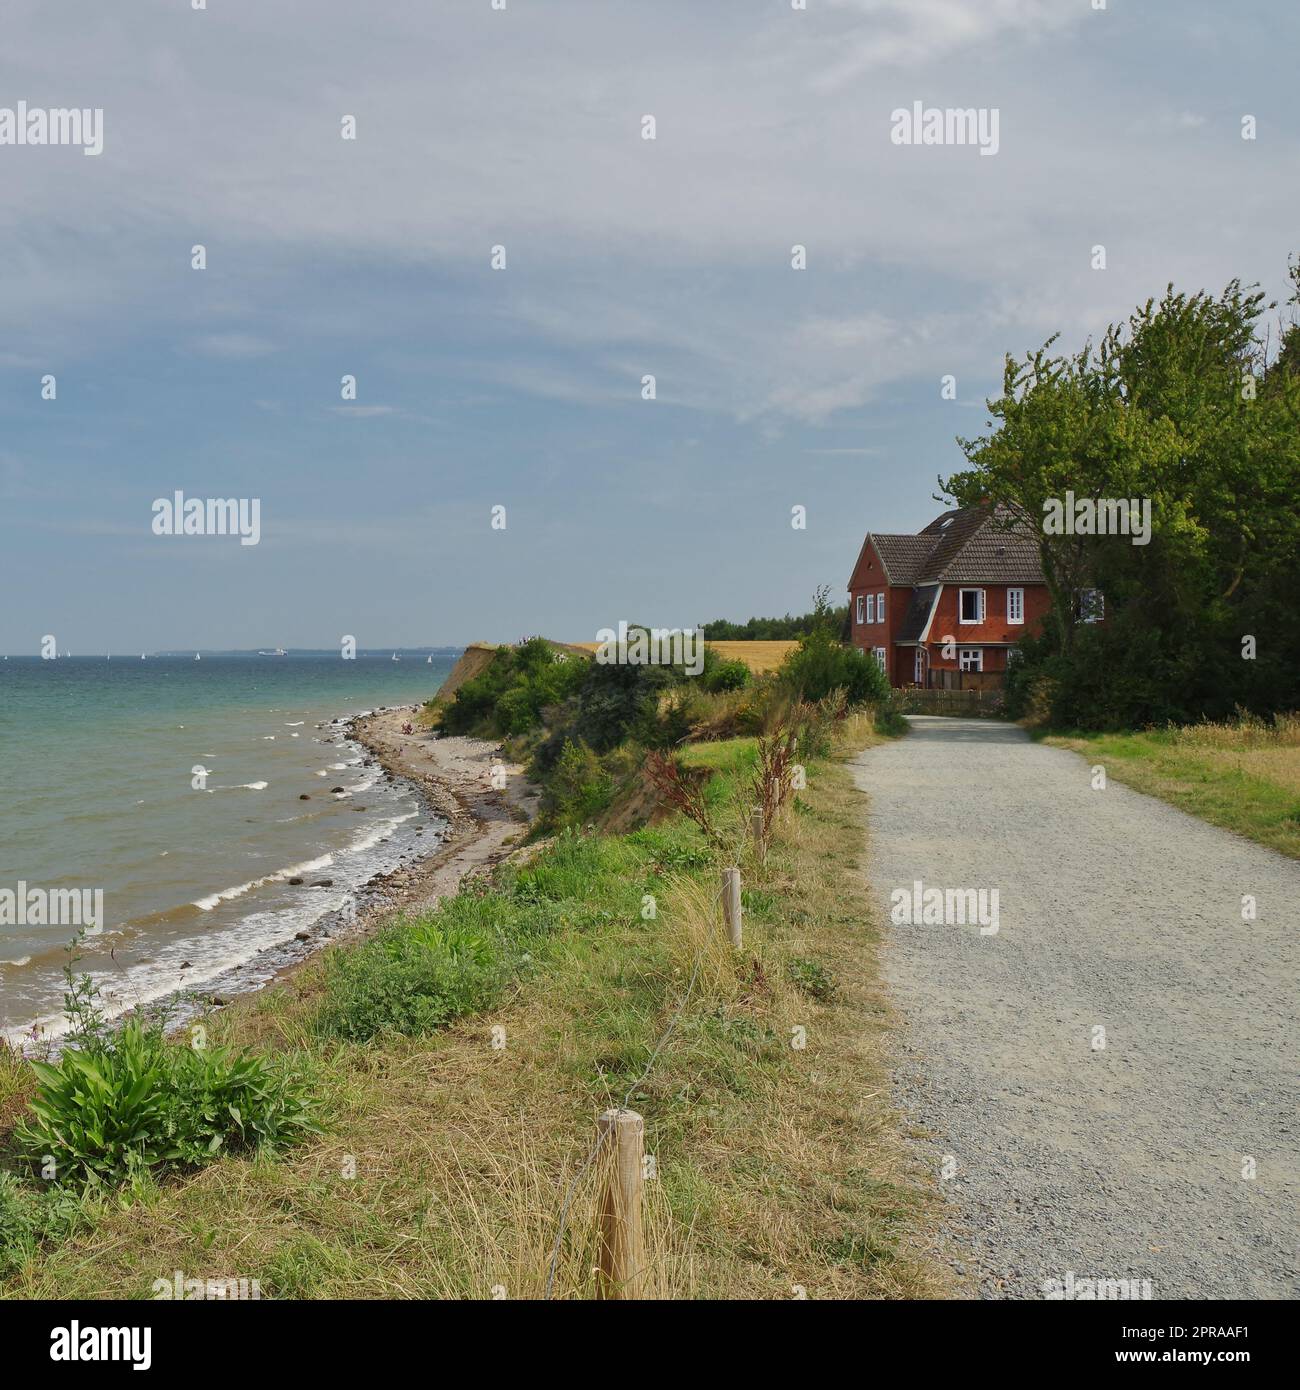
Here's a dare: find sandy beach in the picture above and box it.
[344,705,540,915]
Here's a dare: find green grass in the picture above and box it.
[1045,722,1300,859]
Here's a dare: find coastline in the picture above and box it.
[11,705,538,1051]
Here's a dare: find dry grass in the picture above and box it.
[1046,714,1300,859]
[1,714,946,1300]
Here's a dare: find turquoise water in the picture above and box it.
[0,652,458,1039]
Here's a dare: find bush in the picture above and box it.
[541,740,614,827]
[701,658,751,693]
[441,639,588,738]
[13,1021,318,1188]
[316,914,507,1042]
[776,631,889,706]
[873,692,909,737]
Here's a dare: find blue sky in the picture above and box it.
[1,0,1297,651]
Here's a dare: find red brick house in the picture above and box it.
[848,507,1051,688]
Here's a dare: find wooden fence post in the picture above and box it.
[597,1107,646,1299]
[750,804,766,865]
[721,866,742,949]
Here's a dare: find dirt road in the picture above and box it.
[854,716,1300,1299]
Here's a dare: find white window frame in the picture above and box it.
[873,647,887,672]
[914,647,924,684]
[855,594,865,625]
[958,647,982,672]
[1078,588,1105,624]
[877,590,885,624]
[1007,587,1024,625]
[958,588,985,625]
[865,593,875,624]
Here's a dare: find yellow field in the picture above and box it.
[569,639,797,674]
[704,640,797,672]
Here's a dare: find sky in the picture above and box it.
[1,0,1297,652]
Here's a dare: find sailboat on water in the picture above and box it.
[195,652,201,661]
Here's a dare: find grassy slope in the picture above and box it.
[1044,722,1300,860]
[1,716,945,1300]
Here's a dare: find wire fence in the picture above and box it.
[541,877,725,1299]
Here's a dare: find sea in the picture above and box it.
[0,650,459,1042]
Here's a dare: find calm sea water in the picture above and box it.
[0,652,458,1039]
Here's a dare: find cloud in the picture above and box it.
[189,333,276,359]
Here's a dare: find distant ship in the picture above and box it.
[257,648,287,656]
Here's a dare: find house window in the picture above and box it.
[958,648,982,672]
[873,647,887,672]
[914,648,924,684]
[865,593,875,624]
[1077,589,1105,624]
[877,590,886,623]
[959,588,984,624]
[1007,587,1024,625]
[856,594,865,624]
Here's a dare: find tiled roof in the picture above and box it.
[867,534,935,584]
[918,507,1044,584]
[856,507,1045,588]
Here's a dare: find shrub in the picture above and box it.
[13,1021,318,1188]
[541,740,614,828]
[777,631,889,706]
[702,658,751,693]
[441,639,588,738]
[873,693,909,737]
[315,915,506,1042]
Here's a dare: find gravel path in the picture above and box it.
[854,716,1300,1300]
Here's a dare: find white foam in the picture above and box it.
[347,811,417,854]
[192,853,335,911]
